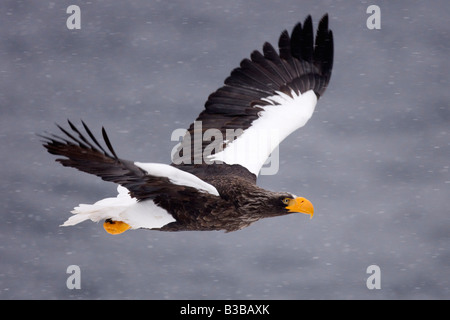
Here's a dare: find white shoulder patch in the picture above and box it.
[208,89,317,176]
[134,162,220,196]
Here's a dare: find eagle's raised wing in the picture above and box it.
[172,14,333,178]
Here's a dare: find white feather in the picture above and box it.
[134,162,219,196]
[208,89,317,176]
[61,185,176,229]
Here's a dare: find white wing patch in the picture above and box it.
[134,162,219,196]
[208,89,318,176]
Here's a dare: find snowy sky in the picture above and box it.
[0,0,448,299]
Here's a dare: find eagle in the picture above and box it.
[40,14,333,234]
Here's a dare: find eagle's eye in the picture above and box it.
[282,198,290,205]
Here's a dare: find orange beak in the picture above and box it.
[286,197,314,219]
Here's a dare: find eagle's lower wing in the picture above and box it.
[40,120,219,202]
[172,14,333,177]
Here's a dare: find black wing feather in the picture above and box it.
[40,121,213,202]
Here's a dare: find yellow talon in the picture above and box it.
[103,219,131,235]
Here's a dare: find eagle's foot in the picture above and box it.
[103,219,131,235]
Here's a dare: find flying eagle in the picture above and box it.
[41,14,333,234]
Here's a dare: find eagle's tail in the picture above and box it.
[61,185,135,234]
[60,185,176,234]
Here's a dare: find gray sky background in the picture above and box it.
[0,0,448,299]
